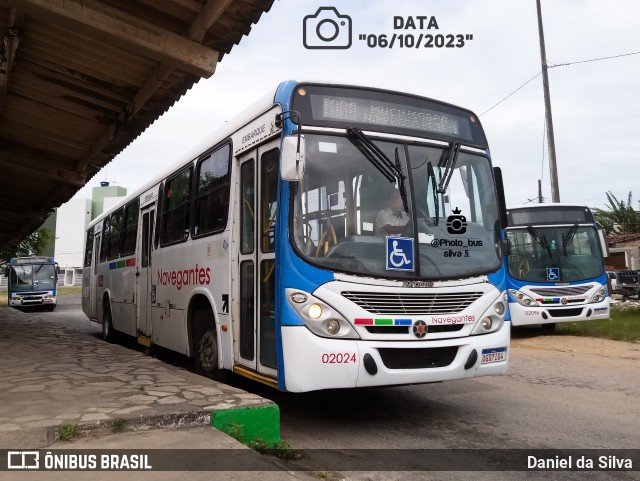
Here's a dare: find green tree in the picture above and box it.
[0,227,53,264]
[594,191,640,234]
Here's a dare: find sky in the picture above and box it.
[73,0,640,210]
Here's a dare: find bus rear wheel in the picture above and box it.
[197,329,219,376]
[193,309,218,377]
[102,302,116,342]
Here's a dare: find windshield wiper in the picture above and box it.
[427,161,440,226]
[562,224,579,256]
[394,147,409,212]
[437,141,461,194]
[347,128,408,211]
[527,226,552,259]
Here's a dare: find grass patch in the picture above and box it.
[58,286,82,295]
[223,421,246,443]
[555,306,640,342]
[57,424,79,441]
[248,439,301,461]
[111,418,127,433]
[219,421,300,462]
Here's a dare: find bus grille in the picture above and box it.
[342,291,483,315]
[547,308,584,318]
[377,347,458,369]
[529,285,591,296]
[364,325,464,335]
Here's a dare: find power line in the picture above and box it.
[479,72,541,117]
[479,50,640,117]
[550,50,640,68]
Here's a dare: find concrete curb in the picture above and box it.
[2,410,213,449]
[0,300,281,450]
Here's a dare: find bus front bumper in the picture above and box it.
[509,298,610,326]
[281,323,510,392]
[9,294,57,307]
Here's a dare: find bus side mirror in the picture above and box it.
[281,134,305,181]
[3,266,9,278]
[492,167,508,230]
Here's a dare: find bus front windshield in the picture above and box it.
[291,133,501,280]
[10,264,56,291]
[506,226,604,283]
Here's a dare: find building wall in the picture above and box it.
[40,213,57,257]
[91,184,127,219]
[54,199,92,270]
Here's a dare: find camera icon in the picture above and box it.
[303,7,352,49]
[446,208,467,235]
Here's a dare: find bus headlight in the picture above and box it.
[589,286,607,304]
[308,303,322,319]
[472,291,507,335]
[326,319,340,335]
[286,288,359,339]
[508,289,539,307]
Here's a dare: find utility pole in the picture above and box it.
[538,179,543,203]
[536,0,560,203]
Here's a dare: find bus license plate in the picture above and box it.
[481,347,507,364]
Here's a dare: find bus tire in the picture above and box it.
[47,305,56,312]
[193,310,218,377]
[102,302,116,342]
[541,322,556,332]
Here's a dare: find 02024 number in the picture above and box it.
[321,352,356,364]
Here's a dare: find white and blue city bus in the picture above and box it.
[6,256,58,310]
[82,81,510,392]
[505,204,609,330]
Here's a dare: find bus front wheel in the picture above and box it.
[541,323,556,332]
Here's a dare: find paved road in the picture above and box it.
[42,294,640,480]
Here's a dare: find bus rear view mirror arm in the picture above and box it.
[281,134,306,181]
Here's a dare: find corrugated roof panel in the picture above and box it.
[0,0,275,248]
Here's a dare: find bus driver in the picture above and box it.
[375,189,409,236]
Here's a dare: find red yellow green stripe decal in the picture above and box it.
[109,257,136,270]
[354,318,412,326]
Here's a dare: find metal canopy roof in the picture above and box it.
[0,0,274,248]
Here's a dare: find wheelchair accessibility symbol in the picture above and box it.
[546,267,560,281]
[386,236,414,271]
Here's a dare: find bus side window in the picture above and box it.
[100,218,109,262]
[193,144,231,237]
[161,166,192,245]
[121,199,139,256]
[84,226,94,268]
[108,209,124,259]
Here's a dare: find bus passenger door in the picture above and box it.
[90,233,101,320]
[235,140,279,378]
[136,207,155,337]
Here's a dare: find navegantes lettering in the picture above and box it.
[157,265,211,290]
